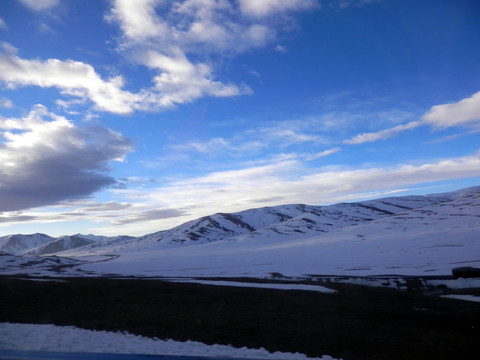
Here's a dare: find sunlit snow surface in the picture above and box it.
[0,323,339,360]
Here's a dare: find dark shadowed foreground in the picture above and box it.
[0,276,479,360]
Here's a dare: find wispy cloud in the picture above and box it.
[18,0,59,12]
[0,98,13,108]
[114,209,188,225]
[344,90,480,144]
[344,120,421,144]
[256,126,326,145]
[332,0,382,10]
[0,18,8,30]
[162,118,331,167]
[306,147,341,160]
[237,0,319,17]
[170,137,231,154]
[0,105,132,212]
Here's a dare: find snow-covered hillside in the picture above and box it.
[1,186,479,278]
[0,233,54,255]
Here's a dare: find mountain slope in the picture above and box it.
[26,234,99,256]
[73,186,480,277]
[61,192,449,256]
[0,233,55,255]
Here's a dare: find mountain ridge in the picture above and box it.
[1,186,476,257]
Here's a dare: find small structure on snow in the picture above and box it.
[451,266,480,279]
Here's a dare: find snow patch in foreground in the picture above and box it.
[0,323,339,360]
[441,294,480,303]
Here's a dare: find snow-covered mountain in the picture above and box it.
[52,191,449,255]
[26,234,103,255]
[1,186,479,278]
[0,233,54,255]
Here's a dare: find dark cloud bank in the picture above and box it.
[0,108,132,212]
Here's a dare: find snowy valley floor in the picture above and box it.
[1,276,479,360]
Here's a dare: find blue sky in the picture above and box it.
[0,0,479,237]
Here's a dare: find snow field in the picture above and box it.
[0,323,339,360]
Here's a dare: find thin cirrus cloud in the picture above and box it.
[164,125,329,165]
[237,0,319,17]
[0,17,7,30]
[307,147,342,160]
[0,105,132,212]
[344,120,422,144]
[344,90,480,144]
[114,209,189,225]
[333,0,382,10]
[0,98,13,108]
[17,0,59,12]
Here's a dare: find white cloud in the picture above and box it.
[0,18,7,30]
[0,105,132,211]
[145,50,248,107]
[224,154,480,201]
[103,0,317,112]
[1,1,319,115]
[106,0,168,42]
[0,49,247,114]
[422,91,480,129]
[18,0,59,12]
[238,0,318,17]
[0,53,142,114]
[0,51,251,113]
